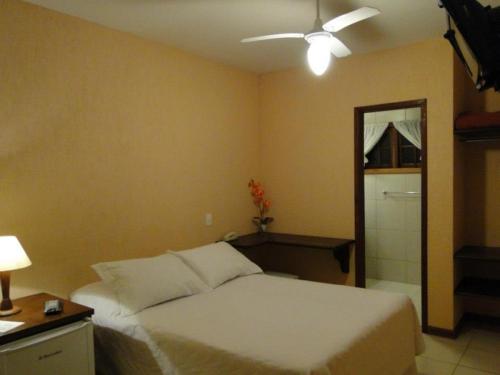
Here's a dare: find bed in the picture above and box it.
[71,242,424,375]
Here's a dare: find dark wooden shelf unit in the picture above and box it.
[454,246,500,300]
[455,278,500,299]
[455,127,500,141]
[229,232,354,274]
[455,246,500,262]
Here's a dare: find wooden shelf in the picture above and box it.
[229,232,354,274]
[364,168,421,175]
[455,278,500,299]
[455,246,500,262]
[455,247,500,299]
[455,127,500,141]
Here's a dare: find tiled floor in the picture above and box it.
[417,325,500,374]
[366,278,500,375]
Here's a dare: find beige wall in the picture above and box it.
[459,80,500,248]
[456,79,500,318]
[452,55,476,325]
[453,56,467,254]
[484,90,500,112]
[4,0,496,330]
[463,141,500,247]
[0,0,260,297]
[259,38,458,329]
[478,90,500,247]
[461,138,500,318]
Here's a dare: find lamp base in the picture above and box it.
[0,305,21,316]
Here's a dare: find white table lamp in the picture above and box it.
[0,236,31,316]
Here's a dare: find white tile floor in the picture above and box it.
[366,278,500,375]
[418,326,500,375]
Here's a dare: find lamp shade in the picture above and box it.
[0,236,31,272]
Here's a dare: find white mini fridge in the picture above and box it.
[0,320,94,375]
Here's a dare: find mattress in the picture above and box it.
[73,275,423,375]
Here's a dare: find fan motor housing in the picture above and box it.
[305,31,332,44]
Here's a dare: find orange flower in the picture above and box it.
[253,188,264,198]
[248,179,273,232]
[249,178,272,213]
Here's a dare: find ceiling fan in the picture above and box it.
[241,0,381,76]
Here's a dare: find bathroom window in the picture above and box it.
[365,124,421,169]
[398,136,421,167]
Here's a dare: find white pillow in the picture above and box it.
[70,281,121,319]
[169,242,262,288]
[91,253,210,316]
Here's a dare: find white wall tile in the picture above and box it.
[366,257,378,279]
[375,174,405,200]
[364,174,376,200]
[405,174,421,193]
[365,200,376,229]
[405,201,421,231]
[374,110,390,123]
[406,262,421,284]
[406,230,421,262]
[365,229,377,257]
[375,109,406,123]
[376,200,405,230]
[364,112,376,123]
[365,172,422,286]
[405,107,421,120]
[390,109,406,122]
[377,229,406,261]
[377,259,406,282]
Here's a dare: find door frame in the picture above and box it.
[354,99,428,332]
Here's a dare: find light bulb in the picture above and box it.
[307,35,332,76]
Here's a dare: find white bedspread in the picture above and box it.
[131,274,423,375]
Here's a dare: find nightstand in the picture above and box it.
[0,293,94,375]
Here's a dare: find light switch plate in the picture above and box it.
[205,213,213,226]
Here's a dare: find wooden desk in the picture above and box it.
[229,233,354,279]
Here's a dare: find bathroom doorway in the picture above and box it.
[354,99,428,332]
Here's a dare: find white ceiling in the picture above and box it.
[24,0,500,73]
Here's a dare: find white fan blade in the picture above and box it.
[241,33,304,43]
[330,37,352,58]
[323,7,381,33]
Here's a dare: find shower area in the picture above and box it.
[360,104,424,323]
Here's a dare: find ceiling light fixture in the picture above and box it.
[241,0,380,77]
[306,32,333,76]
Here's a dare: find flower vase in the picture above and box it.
[253,217,273,233]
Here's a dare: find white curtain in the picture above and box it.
[393,120,421,149]
[364,123,389,163]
